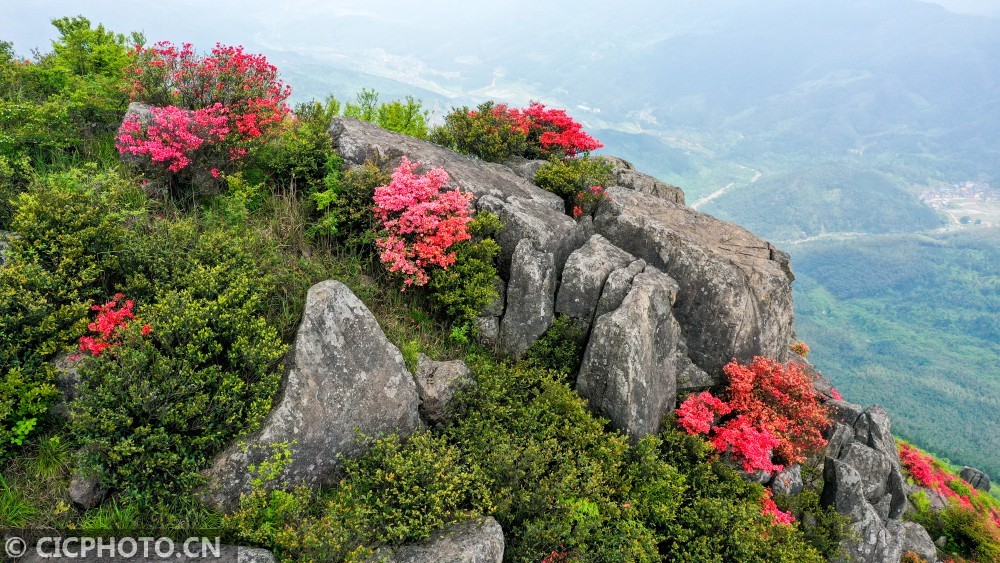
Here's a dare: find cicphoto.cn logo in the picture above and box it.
[4,535,222,560]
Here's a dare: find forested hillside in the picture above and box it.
[792,230,1000,478]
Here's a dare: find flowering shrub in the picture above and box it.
[76,293,151,357]
[899,442,1000,524]
[676,357,830,473]
[533,156,613,219]
[790,341,810,357]
[761,489,796,525]
[374,157,473,287]
[117,41,291,187]
[430,100,602,162]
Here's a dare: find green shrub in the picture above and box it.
[70,220,309,502]
[227,432,487,562]
[0,153,34,228]
[534,156,613,215]
[0,167,141,456]
[430,101,528,162]
[253,97,342,196]
[443,359,678,561]
[775,489,853,559]
[309,160,389,248]
[656,426,826,562]
[344,89,428,139]
[427,211,502,327]
[522,315,589,380]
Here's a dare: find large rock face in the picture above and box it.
[822,400,918,563]
[594,186,795,376]
[206,281,421,512]
[556,234,635,324]
[371,517,505,563]
[577,267,689,439]
[329,117,797,428]
[499,239,556,359]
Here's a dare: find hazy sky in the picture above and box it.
[2,0,997,57]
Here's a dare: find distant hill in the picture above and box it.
[702,164,943,242]
[791,229,1000,479]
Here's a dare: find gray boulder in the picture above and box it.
[499,240,556,359]
[68,472,107,510]
[577,268,684,439]
[555,235,635,323]
[594,186,795,378]
[0,230,12,266]
[206,281,421,513]
[598,156,686,205]
[593,258,646,319]
[413,354,473,424]
[372,517,505,563]
[901,521,938,563]
[772,465,804,497]
[960,466,991,492]
[502,156,548,183]
[477,194,584,275]
[823,401,916,562]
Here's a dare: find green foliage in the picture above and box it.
[442,359,676,561]
[0,17,138,166]
[71,218,304,501]
[910,503,1000,562]
[427,211,502,326]
[309,160,389,248]
[534,156,613,214]
[522,315,589,380]
[655,427,825,562]
[254,97,342,196]
[775,489,853,559]
[227,432,486,562]
[344,89,428,139]
[793,230,1000,479]
[0,167,140,456]
[0,153,34,228]
[430,101,528,162]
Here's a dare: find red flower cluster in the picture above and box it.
[118,41,291,176]
[77,294,151,357]
[899,442,1000,529]
[519,102,604,158]
[761,489,796,525]
[477,102,603,159]
[373,157,473,287]
[676,357,830,473]
[572,184,610,219]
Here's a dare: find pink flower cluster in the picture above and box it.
[899,443,1000,528]
[77,294,152,357]
[117,104,229,172]
[374,157,473,287]
[676,357,830,473]
[118,41,291,175]
[761,489,796,525]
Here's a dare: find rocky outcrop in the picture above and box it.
[599,156,685,204]
[771,465,805,497]
[329,117,796,420]
[413,354,473,424]
[822,400,918,563]
[370,517,505,563]
[593,186,795,378]
[499,240,556,359]
[577,267,698,439]
[555,235,635,324]
[68,473,107,510]
[960,466,991,492]
[901,521,938,563]
[206,281,421,513]
[0,230,12,266]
